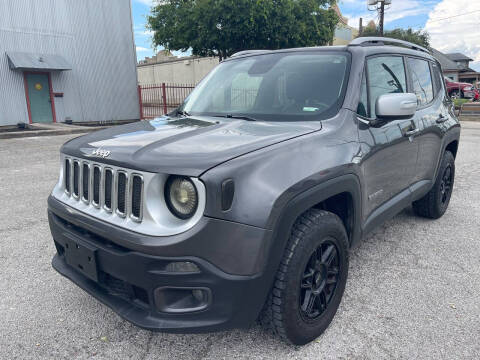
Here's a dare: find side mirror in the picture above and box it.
[376,93,418,120]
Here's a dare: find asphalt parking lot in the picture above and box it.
[1,123,480,359]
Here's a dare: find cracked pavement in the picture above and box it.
[1,123,479,359]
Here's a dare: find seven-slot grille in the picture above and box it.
[64,158,144,222]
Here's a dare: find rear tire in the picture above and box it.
[260,209,349,345]
[450,90,460,99]
[413,151,455,219]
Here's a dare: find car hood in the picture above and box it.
[61,116,321,176]
[451,82,474,88]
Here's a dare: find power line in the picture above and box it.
[358,6,480,32]
[383,8,480,31]
[427,9,480,23]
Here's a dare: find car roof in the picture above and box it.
[228,46,348,59]
[358,45,436,61]
[229,43,435,63]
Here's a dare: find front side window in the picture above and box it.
[408,58,434,106]
[180,52,350,121]
[366,56,407,118]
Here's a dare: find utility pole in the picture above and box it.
[379,1,385,36]
[368,0,391,36]
[359,17,363,36]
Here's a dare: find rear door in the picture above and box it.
[406,57,445,186]
[357,55,420,223]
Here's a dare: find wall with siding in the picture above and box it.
[0,0,139,126]
[137,57,219,86]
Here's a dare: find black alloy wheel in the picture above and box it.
[413,150,455,219]
[439,164,453,205]
[300,241,340,321]
[260,209,349,345]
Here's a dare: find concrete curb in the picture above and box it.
[459,116,480,122]
[0,123,108,140]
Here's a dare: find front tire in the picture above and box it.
[260,209,349,345]
[413,150,455,219]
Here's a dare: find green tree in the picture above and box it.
[147,0,339,60]
[359,27,430,48]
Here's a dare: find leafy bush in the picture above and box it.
[453,98,470,109]
[147,0,339,60]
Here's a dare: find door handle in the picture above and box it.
[436,114,447,123]
[404,128,420,137]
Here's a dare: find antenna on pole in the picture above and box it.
[367,0,392,36]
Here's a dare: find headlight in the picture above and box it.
[165,176,198,219]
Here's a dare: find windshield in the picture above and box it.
[180,51,350,121]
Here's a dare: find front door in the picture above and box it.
[25,73,53,123]
[357,55,420,223]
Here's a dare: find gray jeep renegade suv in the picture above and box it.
[48,37,460,345]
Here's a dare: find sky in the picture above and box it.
[132,0,480,71]
[131,0,155,59]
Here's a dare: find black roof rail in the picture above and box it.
[231,50,271,58]
[349,37,431,55]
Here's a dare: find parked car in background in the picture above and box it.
[444,77,479,100]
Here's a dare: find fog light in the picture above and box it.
[192,289,206,302]
[154,287,211,313]
[164,261,200,273]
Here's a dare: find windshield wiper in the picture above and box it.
[214,114,257,121]
[177,109,191,117]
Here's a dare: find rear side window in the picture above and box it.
[431,62,446,96]
[407,58,434,106]
[366,56,407,118]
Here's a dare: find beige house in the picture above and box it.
[430,48,480,84]
[331,5,359,46]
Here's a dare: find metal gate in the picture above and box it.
[138,83,195,119]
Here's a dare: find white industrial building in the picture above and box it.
[0,0,140,126]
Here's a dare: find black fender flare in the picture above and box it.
[433,126,461,180]
[269,173,362,253]
[252,174,362,318]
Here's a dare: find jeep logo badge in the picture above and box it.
[91,148,111,158]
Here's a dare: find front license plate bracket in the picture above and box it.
[64,238,98,282]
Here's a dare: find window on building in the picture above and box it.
[366,56,407,118]
[408,58,434,106]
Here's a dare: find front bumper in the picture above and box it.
[48,196,273,332]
